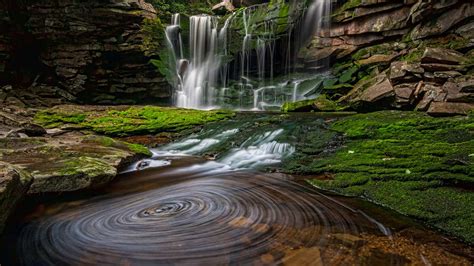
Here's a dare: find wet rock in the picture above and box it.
[0,162,33,233]
[411,3,474,40]
[434,71,462,80]
[443,81,473,103]
[358,54,397,66]
[358,78,395,103]
[421,48,467,65]
[0,134,150,194]
[390,61,424,83]
[427,102,474,116]
[212,0,236,15]
[420,63,466,72]
[1,0,170,105]
[393,83,416,107]
[330,6,412,36]
[416,84,447,111]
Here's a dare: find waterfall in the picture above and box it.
[177,15,221,109]
[148,127,294,170]
[304,0,331,38]
[163,0,332,111]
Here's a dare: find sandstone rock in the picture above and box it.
[421,48,468,65]
[411,3,474,40]
[358,78,395,103]
[330,6,412,37]
[456,21,474,39]
[358,54,397,66]
[420,63,466,72]
[443,81,473,103]
[427,102,474,116]
[1,0,170,105]
[0,162,33,233]
[434,71,462,80]
[394,83,416,107]
[0,134,150,194]
[213,0,236,15]
[390,61,424,83]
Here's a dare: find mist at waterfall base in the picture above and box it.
[164,0,332,110]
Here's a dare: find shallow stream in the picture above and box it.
[2,113,473,265]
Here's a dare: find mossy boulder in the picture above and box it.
[282,95,348,112]
[34,105,234,137]
[0,134,151,194]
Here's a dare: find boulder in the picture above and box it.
[393,83,416,107]
[358,78,395,103]
[421,48,468,65]
[0,134,150,194]
[390,61,424,83]
[358,54,397,66]
[443,81,473,103]
[0,162,33,233]
[213,0,236,15]
[416,84,447,111]
[427,102,474,116]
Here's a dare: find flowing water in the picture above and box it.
[2,113,473,265]
[164,0,333,111]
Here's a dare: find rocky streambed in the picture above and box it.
[0,105,473,265]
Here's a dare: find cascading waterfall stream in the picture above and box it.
[9,114,473,265]
[164,0,332,110]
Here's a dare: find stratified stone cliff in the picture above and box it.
[0,0,170,106]
[300,0,474,115]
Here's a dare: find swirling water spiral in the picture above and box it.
[16,170,382,265]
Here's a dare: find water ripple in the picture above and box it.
[17,172,384,265]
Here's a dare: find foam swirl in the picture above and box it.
[17,171,386,265]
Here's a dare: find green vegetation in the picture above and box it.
[82,135,152,156]
[35,106,234,137]
[148,0,212,20]
[282,95,348,112]
[284,111,474,243]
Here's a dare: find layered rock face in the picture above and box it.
[302,0,474,115]
[0,0,171,106]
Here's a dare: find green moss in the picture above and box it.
[83,135,152,157]
[35,106,234,137]
[282,95,348,112]
[339,66,359,84]
[333,0,361,16]
[141,17,165,56]
[35,112,87,128]
[282,99,315,112]
[125,143,153,156]
[400,48,424,63]
[294,111,474,243]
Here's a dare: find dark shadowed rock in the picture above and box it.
[0,162,33,233]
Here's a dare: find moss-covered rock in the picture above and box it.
[35,105,234,137]
[289,111,474,243]
[0,134,151,194]
[282,95,348,112]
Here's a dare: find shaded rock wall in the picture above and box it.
[0,0,171,106]
[301,0,474,115]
